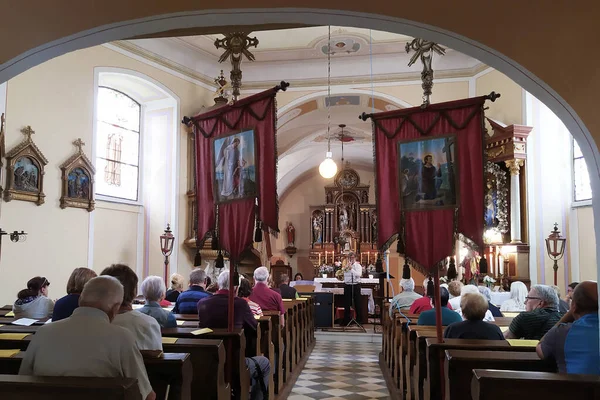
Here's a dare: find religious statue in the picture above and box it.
[286,221,296,248]
[484,181,497,227]
[312,216,322,244]
[339,204,349,231]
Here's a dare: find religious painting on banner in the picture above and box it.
[212,129,258,204]
[371,96,490,269]
[399,135,458,210]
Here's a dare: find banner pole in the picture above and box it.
[433,265,445,399]
[228,259,235,333]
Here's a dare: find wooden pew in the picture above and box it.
[424,338,536,400]
[162,339,230,400]
[471,369,600,399]
[0,349,194,400]
[0,375,141,399]
[444,350,556,400]
[263,311,284,394]
[162,328,250,400]
[257,316,275,400]
[405,325,438,400]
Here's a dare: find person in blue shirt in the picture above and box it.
[417,286,462,326]
[538,281,599,375]
[173,268,211,314]
[138,275,177,328]
[53,267,97,321]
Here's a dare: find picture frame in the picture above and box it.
[5,125,48,205]
[398,134,459,211]
[211,128,258,204]
[60,138,95,211]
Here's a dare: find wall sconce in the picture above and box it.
[160,224,175,287]
[0,228,28,262]
[545,223,566,286]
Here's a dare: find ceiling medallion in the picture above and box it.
[321,37,361,55]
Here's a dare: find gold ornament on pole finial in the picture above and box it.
[214,33,259,102]
[213,70,231,105]
[405,39,446,107]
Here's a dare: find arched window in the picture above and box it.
[95,87,141,201]
[573,139,592,203]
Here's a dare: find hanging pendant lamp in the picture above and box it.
[319,25,338,179]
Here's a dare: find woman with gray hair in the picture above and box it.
[500,281,527,312]
[478,286,504,317]
[138,276,177,328]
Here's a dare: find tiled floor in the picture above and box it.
[288,340,390,400]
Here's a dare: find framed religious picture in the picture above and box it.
[212,128,258,204]
[398,134,458,211]
[60,138,96,211]
[5,125,48,205]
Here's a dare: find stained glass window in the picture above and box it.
[573,140,592,202]
[95,87,140,201]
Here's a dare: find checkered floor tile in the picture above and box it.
[289,341,390,400]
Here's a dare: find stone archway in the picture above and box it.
[1,7,598,289]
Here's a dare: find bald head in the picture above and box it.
[79,276,124,321]
[571,281,598,318]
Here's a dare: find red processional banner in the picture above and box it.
[373,97,487,269]
[189,88,279,261]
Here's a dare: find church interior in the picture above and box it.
[0,3,599,399]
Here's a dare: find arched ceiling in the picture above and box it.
[276,92,404,195]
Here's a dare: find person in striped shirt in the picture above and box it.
[238,277,263,316]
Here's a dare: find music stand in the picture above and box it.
[344,268,366,332]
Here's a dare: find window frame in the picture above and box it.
[95,86,143,205]
[572,137,593,207]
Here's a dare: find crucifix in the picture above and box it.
[214,32,259,102]
[21,125,35,141]
[405,38,446,107]
[73,138,85,153]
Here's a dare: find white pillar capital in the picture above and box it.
[505,159,524,176]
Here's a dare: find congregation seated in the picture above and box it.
[538,281,600,374]
[417,287,462,326]
[447,280,464,310]
[551,285,571,313]
[478,286,504,317]
[19,276,156,400]
[456,285,495,321]
[165,273,184,302]
[238,278,263,316]
[294,273,303,281]
[197,270,271,400]
[500,281,527,312]
[101,264,162,350]
[137,275,177,328]
[250,266,285,327]
[410,278,453,314]
[53,267,97,321]
[389,277,422,316]
[444,293,504,340]
[173,268,211,314]
[278,274,298,300]
[13,276,54,319]
[505,284,562,340]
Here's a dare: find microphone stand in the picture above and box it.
[345,262,365,332]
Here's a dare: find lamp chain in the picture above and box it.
[327,25,331,153]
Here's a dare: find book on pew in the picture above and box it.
[0,333,29,340]
[12,318,37,326]
[506,339,539,347]
[190,328,213,336]
[0,349,20,358]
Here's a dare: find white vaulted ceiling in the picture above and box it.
[112,25,486,196]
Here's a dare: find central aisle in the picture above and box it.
[288,338,390,399]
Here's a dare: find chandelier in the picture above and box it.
[319,25,338,179]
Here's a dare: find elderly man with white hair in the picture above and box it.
[249,266,285,327]
[505,284,562,340]
[138,275,177,328]
[19,276,156,400]
[389,278,422,316]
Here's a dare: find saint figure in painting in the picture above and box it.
[419,154,442,200]
[216,137,246,198]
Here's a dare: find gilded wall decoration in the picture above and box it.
[5,125,48,205]
[60,138,95,211]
